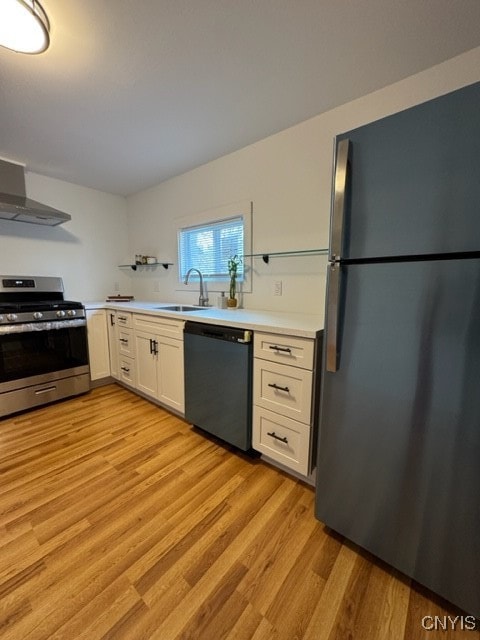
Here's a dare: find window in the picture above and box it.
[176,201,252,293]
[178,216,244,281]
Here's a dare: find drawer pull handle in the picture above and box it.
[269,345,292,353]
[119,338,129,343]
[267,431,288,444]
[121,366,130,373]
[118,316,127,321]
[268,383,290,393]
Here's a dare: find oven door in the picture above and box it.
[0,319,89,390]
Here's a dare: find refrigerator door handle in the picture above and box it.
[326,263,341,372]
[329,138,350,261]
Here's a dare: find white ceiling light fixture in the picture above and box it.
[0,0,50,54]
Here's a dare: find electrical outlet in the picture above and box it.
[153,280,160,293]
[274,280,282,296]
[114,281,120,292]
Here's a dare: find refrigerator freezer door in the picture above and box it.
[335,81,480,260]
[316,257,480,616]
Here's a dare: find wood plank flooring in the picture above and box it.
[0,384,478,639]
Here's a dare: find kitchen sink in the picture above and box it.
[155,305,205,312]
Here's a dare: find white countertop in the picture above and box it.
[84,300,323,338]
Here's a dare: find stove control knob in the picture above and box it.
[33,311,43,320]
[67,309,76,317]
[56,310,66,318]
[6,313,18,321]
[0,315,3,322]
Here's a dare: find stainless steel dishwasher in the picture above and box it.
[184,321,253,451]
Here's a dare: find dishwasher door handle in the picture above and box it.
[203,329,226,339]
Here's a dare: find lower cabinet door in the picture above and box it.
[134,330,157,399]
[133,330,184,412]
[253,406,311,476]
[86,309,111,381]
[157,336,184,414]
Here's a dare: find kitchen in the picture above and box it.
[1,2,480,638]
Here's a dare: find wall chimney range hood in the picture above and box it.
[0,159,71,226]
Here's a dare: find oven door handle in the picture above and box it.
[0,318,86,334]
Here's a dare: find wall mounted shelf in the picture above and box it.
[243,248,328,264]
[119,262,173,271]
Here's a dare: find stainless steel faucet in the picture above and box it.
[184,268,209,306]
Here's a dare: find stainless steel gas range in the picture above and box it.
[0,275,90,418]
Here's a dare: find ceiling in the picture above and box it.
[1,0,480,197]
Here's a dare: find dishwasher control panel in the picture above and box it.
[184,322,252,343]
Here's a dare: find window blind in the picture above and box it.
[178,216,244,281]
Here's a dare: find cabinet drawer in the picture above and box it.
[118,356,135,387]
[118,328,135,358]
[252,407,310,476]
[116,311,132,328]
[134,314,184,339]
[254,359,312,425]
[254,332,314,369]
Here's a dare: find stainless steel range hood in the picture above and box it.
[0,159,71,226]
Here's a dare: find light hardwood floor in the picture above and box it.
[0,384,478,639]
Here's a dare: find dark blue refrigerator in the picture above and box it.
[316,81,480,617]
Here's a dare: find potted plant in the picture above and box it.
[227,254,242,308]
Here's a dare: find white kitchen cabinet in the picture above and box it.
[86,309,111,381]
[156,334,184,411]
[133,314,185,414]
[253,359,313,425]
[253,406,311,474]
[118,355,136,387]
[107,310,135,388]
[252,330,320,477]
[254,332,315,369]
[135,329,158,398]
[115,312,133,329]
[118,327,135,358]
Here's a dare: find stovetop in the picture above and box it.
[0,275,85,326]
[0,300,84,312]
[0,300,85,325]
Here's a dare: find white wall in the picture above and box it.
[126,46,480,315]
[0,173,129,301]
